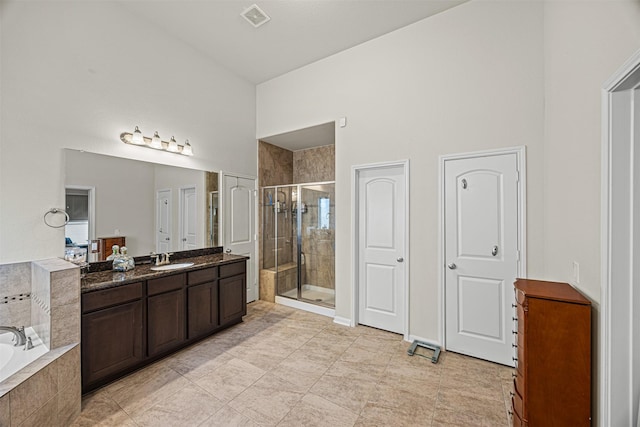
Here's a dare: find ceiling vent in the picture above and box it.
[241,4,270,28]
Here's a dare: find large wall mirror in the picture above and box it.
[64,149,219,261]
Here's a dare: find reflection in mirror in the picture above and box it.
[64,149,219,261]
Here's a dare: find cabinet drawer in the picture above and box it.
[220,261,245,278]
[188,267,218,285]
[82,282,143,313]
[148,273,185,296]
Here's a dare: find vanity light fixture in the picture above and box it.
[120,126,194,156]
[131,126,145,145]
[167,136,179,152]
[150,131,163,149]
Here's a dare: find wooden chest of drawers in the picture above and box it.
[512,279,591,426]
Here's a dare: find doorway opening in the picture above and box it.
[64,186,95,261]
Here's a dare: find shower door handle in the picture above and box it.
[397,257,404,263]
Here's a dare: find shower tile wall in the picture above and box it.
[205,171,218,247]
[258,141,293,273]
[293,145,335,183]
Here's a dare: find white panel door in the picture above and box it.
[444,153,518,366]
[223,173,257,303]
[180,187,197,250]
[357,165,406,334]
[156,189,171,253]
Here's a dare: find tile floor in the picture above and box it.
[72,301,513,426]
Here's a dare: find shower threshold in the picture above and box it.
[280,284,335,307]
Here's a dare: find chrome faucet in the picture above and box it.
[0,326,27,347]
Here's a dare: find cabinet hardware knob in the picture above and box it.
[512,317,518,321]
[508,410,513,416]
[512,330,518,335]
[512,357,518,361]
[512,303,517,308]
[510,391,515,397]
[512,343,518,348]
[512,372,517,378]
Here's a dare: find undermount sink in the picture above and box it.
[150,262,195,271]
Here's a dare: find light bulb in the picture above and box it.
[182,139,193,156]
[168,136,179,152]
[150,131,162,149]
[131,126,144,145]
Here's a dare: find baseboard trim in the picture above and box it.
[333,316,353,327]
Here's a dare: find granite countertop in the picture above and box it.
[81,253,249,294]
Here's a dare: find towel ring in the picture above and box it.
[43,208,70,228]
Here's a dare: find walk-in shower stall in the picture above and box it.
[262,182,335,307]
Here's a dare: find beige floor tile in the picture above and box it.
[195,357,265,403]
[432,407,509,426]
[77,301,511,427]
[199,405,259,427]
[310,373,378,414]
[104,364,191,419]
[228,374,305,426]
[436,386,508,423]
[71,390,137,426]
[361,382,436,421]
[132,383,223,427]
[163,346,235,381]
[278,393,359,427]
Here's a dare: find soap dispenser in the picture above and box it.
[106,245,120,261]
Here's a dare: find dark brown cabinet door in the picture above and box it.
[219,275,246,325]
[82,300,144,388]
[188,281,219,338]
[147,289,185,357]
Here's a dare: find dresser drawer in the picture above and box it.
[82,282,143,313]
[148,273,186,296]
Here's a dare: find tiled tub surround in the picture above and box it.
[0,258,81,426]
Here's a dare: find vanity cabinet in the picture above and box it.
[220,263,246,323]
[81,259,247,393]
[81,282,144,390]
[512,279,591,426]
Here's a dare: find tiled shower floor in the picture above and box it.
[72,300,512,426]
[280,285,336,307]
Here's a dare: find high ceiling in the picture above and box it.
[119,0,468,84]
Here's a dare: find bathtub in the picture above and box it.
[0,327,48,383]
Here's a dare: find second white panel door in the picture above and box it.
[444,153,519,366]
[180,187,197,250]
[157,189,171,253]
[357,164,406,334]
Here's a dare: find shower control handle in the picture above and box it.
[397,257,404,263]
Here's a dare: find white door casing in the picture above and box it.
[222,172,257,303]
[180,187,197,250]
[601,49,640,427]
[354,161,408,336]
[442,148,525,367]
[156,189,171,253]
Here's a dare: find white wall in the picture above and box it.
[65,150,156,256]
[154,164,206,251]
[257,0,545,342]
[0,1,256,262]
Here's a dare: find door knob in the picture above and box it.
[165,237,170,241]
[397,257,404,263]
[182,238,187,242]
[225,249,232,253]
[447,263,457,270]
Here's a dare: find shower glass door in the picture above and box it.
[298,183,335,306]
